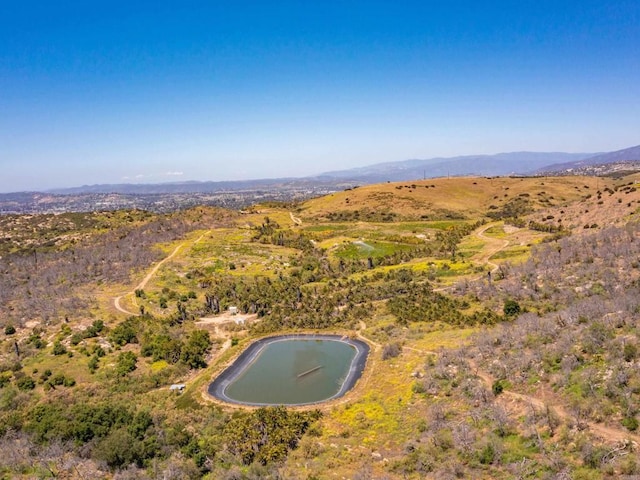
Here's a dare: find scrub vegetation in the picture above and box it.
[2,175,640,478]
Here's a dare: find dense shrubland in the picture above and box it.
[0,208,235,328]
[405,220,640,477]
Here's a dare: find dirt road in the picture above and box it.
[472,223,510,274]
[471,361,640,444]
[113,231,208,316]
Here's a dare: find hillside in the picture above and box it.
[300,176,602,221]
[2,174,640,479]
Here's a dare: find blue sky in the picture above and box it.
[1,1,639,192]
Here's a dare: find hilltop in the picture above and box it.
[300,176,598,220]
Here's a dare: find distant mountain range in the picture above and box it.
[535,144,640,174]
[318,151,595,183]
[32,143,640,196]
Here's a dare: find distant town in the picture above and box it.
[0,185,342,215]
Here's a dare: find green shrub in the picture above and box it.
[478,442,496,465]
[88,355,100,373]
[624,343,637,362]
[16,376,35,391]
[503,299,521,317]
[115,352,137,376]
[109,319,138,346]
[492,380,505,396]
[382,343,402,360]
[52,341,67,356]
[622,416,639,431]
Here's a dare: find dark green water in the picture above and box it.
[225,339,357,405]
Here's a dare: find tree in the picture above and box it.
[503,299,521,317]
[492,380,504,396]
[382,343,401,360]
[223,407,321,465]
[624,343,638,362]
[109,318,138,346]
[180,330,212,369]
[115,352,137,376]
[93,428,139,468]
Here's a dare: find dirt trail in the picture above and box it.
[470,361,640,444]
[430,224,637,444]
[113,231,208,316]
[357,320,380,349]
[472,223,510,274]
[289,211,302,226]
[434,222,508,293]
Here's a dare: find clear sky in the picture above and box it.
[1,1,639,192]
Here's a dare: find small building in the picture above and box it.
[228,306,238,315]
[234,316,246,326]
[170,384,186,393]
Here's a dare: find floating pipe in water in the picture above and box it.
[297,365,323,378]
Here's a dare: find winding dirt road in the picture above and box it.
[289,211,302,226]
[472,223,510,274]
[113,232,208,316]
[471,361,640,444]
[434,222,509,293]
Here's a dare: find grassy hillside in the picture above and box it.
[2,175,640,479]
[299,176,605,221]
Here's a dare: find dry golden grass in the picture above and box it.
[526,175,640,232]
[281,323,478,479]
[299,176,604,220]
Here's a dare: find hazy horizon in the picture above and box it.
[1,1,639,192]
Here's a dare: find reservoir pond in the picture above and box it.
[208,336,368,406]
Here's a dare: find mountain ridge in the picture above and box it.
[535,144,640,174]
[9,145,636,197]
[44,151,600,196]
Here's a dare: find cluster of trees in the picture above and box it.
[110,315,213,370]
[434,222,480,259]
[223,407,321,466]
[387,282,502,327]
[486,196,534,220]
[197,267,444,333]
[0,395,320,478]
[478,222,640,311]
[323,208,400,222]
[252,217,315,251]
[23,400,169,470]
[509,217,568,234]
[394,345,640,479]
